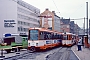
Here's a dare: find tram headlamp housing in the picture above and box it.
[36,43,38,46]
[28,43,30,46]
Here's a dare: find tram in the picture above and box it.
[62,32,77,47]
[28,28,63,51]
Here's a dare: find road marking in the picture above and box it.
[72,50,81,60]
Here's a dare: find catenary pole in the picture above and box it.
[84,17,85,35]
[86,2,88,35]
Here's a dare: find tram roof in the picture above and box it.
[29,28,62,34]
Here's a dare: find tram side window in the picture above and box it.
[54,33,56,39]
[47,34,49,39]
[52,34,54,39]
[56,34,58,39]
[42,32,51,40]
[52,34,55,39]
[55,34,57,39]
[47,33,50,39]
[51,33,53,39]
[53,33,56,39]
[44,32,46,40]
[48,33,51,39]
[49,34,51,39]
[44,32,49,40]
[57,34,59,39]
[39,32,44,40]
[49,33,51,39]
[58,35,60,39]
[46,33,48,40]
[60,35,63,39]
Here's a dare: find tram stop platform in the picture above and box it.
[71,45,90,60]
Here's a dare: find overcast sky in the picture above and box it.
[22,0,90,28]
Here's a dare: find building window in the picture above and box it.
[23,28,26,31]
[18,21,20,24]
[20,27,22,31]
[18,27,20,31]
[21,21,23,25]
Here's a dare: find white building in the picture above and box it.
[52,11,60,32]
[54,15,60,32]
[0,0,40,37]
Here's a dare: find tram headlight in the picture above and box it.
[28,43,30,46]
[36,43,38,46]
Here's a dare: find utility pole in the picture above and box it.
[89,19,90,35]
[84,17,85,35]
[86,2,88,35]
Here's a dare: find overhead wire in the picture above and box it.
[69,4,84,19]
[52,0,86,21]
[51,0,87,29]
[52,0,62,16]
[70,18,86,20]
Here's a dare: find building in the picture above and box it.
[74,24,79,35]
[60,18,70,33]
[40,9,60,32]
[39,9,54,30]
[79,28,84,35]
[70,21,75,34]
[52,11,60,32]
[0,0,40,37]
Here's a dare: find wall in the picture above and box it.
[0,0,17,38]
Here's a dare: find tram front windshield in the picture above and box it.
[30,30,38,40]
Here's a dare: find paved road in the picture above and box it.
[69,50,79,60]
[45,47,79,60]
[0,47,79,60]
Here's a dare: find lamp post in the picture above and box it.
[83,17,86,35]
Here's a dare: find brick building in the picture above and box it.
[60,18,70,33]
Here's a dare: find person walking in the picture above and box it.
[77,37,82,51]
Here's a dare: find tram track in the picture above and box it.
[59,47,71,60]
[46,47,71,60]
[4,47,75,60]
[4,47,63,60]
[4,51,38,60]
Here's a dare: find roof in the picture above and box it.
[60,19,70,25]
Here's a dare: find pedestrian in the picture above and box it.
[77,37,82,51]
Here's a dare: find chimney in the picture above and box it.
[52,11,55,15]
[46,8,49,11]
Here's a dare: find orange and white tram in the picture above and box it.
[28,28,63,51]
[62,32,77,47]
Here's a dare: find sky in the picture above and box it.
[22,0,90,28]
